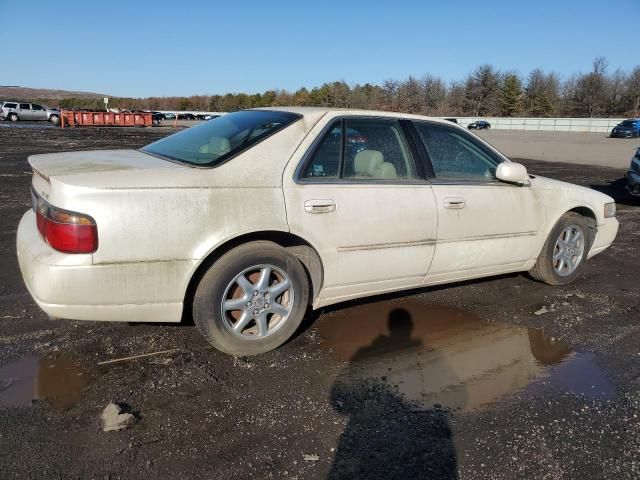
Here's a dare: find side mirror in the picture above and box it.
[496,162,529,185]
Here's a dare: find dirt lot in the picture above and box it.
[0,124,639,479]
[477,129,638,169]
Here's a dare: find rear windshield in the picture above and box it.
[141,110,301,167]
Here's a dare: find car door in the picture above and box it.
[18,103,32,120]
[30,104,48,121]
[284,116,438,305]
[410,121,540,283]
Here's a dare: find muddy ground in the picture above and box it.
[0,124,638,479]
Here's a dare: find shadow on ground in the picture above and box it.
[328,308,458,479]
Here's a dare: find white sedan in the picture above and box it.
[17,108,619,355]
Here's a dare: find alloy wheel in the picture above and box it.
[220,264,294,339]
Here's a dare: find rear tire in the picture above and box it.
[529,212,594,285]
[193,241,309,356]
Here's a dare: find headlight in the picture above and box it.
[604,202,616,218]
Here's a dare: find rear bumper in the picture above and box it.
[587,217,619,258]
[626,171,640,196]
[16,210,193,323]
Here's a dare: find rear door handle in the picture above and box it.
[304,199,336,214]
[444,197,466,209]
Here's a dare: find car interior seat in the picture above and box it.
[198,137,231,157]
[353,150,397,179]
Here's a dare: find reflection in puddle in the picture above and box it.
[317,300,614,412]
[0,355,90,408]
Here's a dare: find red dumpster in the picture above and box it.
[60,110,152,128]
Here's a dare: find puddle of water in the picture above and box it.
[316,300,614,412]
[0,355,90,408]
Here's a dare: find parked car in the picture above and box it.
[177,113,196,120]
[468,120,491,130]
[443,118,458,124]
[1,101,60,124]
[17,108,618,356]
[626,146,640,196]
[150,112,164,126]
[611,119,640,138]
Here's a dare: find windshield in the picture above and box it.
[141,110,301,167]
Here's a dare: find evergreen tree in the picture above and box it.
[500,74,523,116]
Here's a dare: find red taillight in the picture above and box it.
[32,189,98,254]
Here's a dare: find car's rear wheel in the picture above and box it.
[529,212,594,285]
[193,241,309,356]
[8,113,18,122]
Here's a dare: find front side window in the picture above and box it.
[19,103,30,110]
[301,118,417,181]
[414,122,501,182]
[141,110,301,167]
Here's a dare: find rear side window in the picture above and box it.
[3,103,17,109]
[141,110,301,167]
[300,118,417,181]
[301,121,342,179]
[19,103,30,110]
[413,122,501,182]
[32,104,44,111]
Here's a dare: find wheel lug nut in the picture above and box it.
[253,291,258,296]
[246,302,252,307]
[265,303,270,309]
[253,309,259,315]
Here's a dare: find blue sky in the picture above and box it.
[1,0,639,97]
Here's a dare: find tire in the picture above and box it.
[529,212,594,285]
[49,115,60,125]
[8,113,18,122]
[193,241,309,355]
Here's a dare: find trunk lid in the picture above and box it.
[28,149,178,181]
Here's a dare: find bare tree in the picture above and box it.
[626,66,640,117]
[465,64,502,116]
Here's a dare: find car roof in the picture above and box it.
[252,106,458,126]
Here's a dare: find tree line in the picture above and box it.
[27,58,640,118]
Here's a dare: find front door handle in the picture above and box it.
[304,199,336,214]
[444,197,466,209]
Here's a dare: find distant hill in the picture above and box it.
[0,86,109,101]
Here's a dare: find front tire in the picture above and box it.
[49,115,60,125]
[529,212,594,285]
[193,241,309,356]
[8,113,18,122]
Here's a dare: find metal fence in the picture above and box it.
[438,117,627,134]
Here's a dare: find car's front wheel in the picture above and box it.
[529,212,594,285]
[193,241,309,355]
[8,113,18,122]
